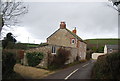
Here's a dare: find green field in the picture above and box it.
[84,38,120,52]
[84,38,119,45]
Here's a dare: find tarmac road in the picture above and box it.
[43,60,96,79]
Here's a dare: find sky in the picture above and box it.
[1,0,118,44]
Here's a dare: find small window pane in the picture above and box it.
[52,46,56,54]
[71,39,75,44]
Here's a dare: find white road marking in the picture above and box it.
[64,68,79,80]
[82,63,89,68]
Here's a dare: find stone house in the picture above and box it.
[25,22,87,68]
[47,22,86,59]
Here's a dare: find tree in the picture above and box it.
[0,0,28,33]
[108,0,120,14]
[2,32,17,49]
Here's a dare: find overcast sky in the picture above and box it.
[2,1,118,44]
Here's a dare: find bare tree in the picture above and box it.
[107,0,120,14]
[0,0,28,33]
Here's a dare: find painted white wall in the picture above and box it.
[92,53,105,59]
[104,45,107,54]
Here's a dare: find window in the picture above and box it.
[71,39,75,44]
[52,46,56,54]
[109,49,113,53]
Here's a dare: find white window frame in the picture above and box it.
[71,39,75,44]
[52,46,56,54]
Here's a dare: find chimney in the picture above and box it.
[72,27,77,34]
[60,22,66,29]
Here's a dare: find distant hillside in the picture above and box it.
[14,43,47,49]
[84,38,119,53]
[84,38,119,45]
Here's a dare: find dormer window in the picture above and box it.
[71,38,75,44]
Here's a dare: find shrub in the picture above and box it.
[106,53,120,79]
[48,47,71,70]
[79,59,87,63]
[26,52,44,67]
[86,50,93,60]
[2,51,16,79]
[92,52,120,80]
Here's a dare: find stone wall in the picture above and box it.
[25,46,50,68]
[92,53,106,59]
[23,44,78,68]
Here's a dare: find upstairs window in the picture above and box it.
[52,46,56,54]
[71,38,75,44]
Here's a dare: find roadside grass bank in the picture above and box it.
[91,52,120,80]
[14,60,87,79]
[14,64,52,79]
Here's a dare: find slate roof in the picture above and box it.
[106,45,119,50]
[47,28,86,44]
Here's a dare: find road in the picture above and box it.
[43,60,96,79]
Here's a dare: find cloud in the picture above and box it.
[15,2,118,43]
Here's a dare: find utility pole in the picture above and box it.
[28,37,29,43]
[28,37,29,49]
[97,40,99,52]
[33,40,35,44]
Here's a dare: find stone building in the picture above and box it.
[47,22,86,60]
[104,45,119,54]
[25,22,87,68]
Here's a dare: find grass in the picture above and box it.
[85,38,119,45]
[14,64,51,79]
[27,44,38,47]
[84,38,119,52]
[48,60,87,71]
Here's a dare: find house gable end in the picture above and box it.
[66,28,86,44]
[47,28,60,40]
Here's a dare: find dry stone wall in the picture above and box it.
[23,44,78,68]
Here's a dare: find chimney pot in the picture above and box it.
[72,27,77,34]
[60,21,66,29]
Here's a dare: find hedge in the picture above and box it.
[26,52,44,67]
[92,52,120,80]
[2,51,16,79]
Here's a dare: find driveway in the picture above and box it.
[43,60,96,79]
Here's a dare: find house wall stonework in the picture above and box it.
[47,29,77,48]
[77,40,87,60]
